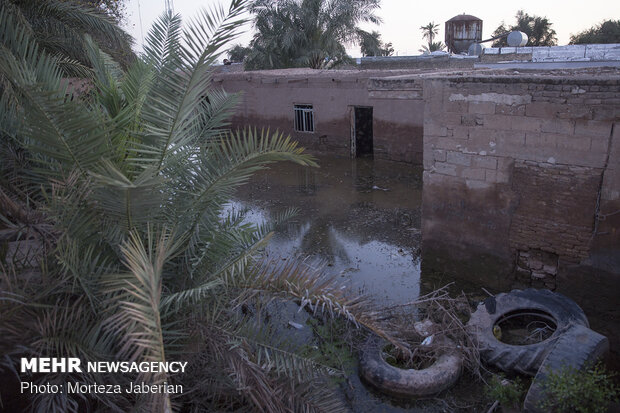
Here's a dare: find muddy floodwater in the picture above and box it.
[232,155,486,412]
[233,155,424,305]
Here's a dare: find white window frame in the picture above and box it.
[294,104,314,133]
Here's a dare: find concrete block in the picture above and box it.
[434,162,457,176]
[423,155,434,169]
[482,114,514,130]
[592,106,620,121]
[540,119,575,134]
[496,130,526,147]
[485,169,498,182]
[447,151,472,166]
[469,101,496,115]
[468,129,498,150]
[462,167,486,181]
[495,104,526,116]
[452,126,470,140]
[574,120,612,138]
[556,136,591,152]
[497,157,514,172]
[445,111,465,126]
[473,155,498,170]
[433,149,447,162]
[525,132,559,149]
[461,114,484,127]
[525,102,561,118]
[511,116,543,132]
[556,104,593,120]
[425,122,448,137]
[445,100,468,113]
[590,136,610,154]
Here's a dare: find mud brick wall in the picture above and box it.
[214,70,426,164]
[510,161,601,262]
[421,74,620,285]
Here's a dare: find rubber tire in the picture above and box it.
[359,335,463,398]
[523,324,609,412]
[466,288,589,376]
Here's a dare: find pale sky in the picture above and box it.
[122,0,620,58]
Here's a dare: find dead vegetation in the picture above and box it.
[372,284,485,379]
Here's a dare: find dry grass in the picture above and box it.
[374,284,485,379]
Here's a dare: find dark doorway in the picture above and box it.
[354,106,373,157]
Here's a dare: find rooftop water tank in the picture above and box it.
[445,14,483,54]
[507,31,528,47]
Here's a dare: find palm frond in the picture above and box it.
[182,128,316,234]
[238,259,404,348]
[102,228,181,412]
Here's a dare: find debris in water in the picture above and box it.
[288,321,304,329]
[421,335,434,346]
[372,185,389,191]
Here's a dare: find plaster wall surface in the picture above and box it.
[213,69,426,163]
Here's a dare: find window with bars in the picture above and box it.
[294,104,314,133]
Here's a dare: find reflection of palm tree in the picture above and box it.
[298,218,350,264]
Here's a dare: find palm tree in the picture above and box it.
[0,0,133,71]
[359,30,394,57]
[419,40,446,54]
[0,1,393,411]
[245,0,381,69]
[420,21,439,45]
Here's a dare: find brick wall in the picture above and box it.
[421,74,620,286]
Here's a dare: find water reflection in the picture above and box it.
[232,155,423,305]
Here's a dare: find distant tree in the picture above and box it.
[228,44,252,62]
[419,22,444,53]
[570,20,620,44]
[492,10,557,47]
[246,0,381,70]
[360,30,394,56]
[420,21,439,45]
[419,40,446,54]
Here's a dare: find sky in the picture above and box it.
[122,0,620,58]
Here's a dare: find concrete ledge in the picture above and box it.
[475,61,620,70]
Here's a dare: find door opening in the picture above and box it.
[353,106,373,158]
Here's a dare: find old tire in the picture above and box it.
[359,334,463,398]
[523,324,609,412]
[466,288,589,376]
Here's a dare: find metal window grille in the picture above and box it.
[294,105,314,132]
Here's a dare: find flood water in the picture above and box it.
[233,155,424,306]
[231,154,618,411]
[232,155,485,412]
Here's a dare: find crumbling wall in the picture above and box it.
[421,74,620,288]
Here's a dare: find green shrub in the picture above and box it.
[538,362,619,413]
[486,374,526,409]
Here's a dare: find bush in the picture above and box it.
[486,374,526,409]
[538,362,619,413]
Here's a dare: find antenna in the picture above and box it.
[164,0,174,13]
[137,0,144,47]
